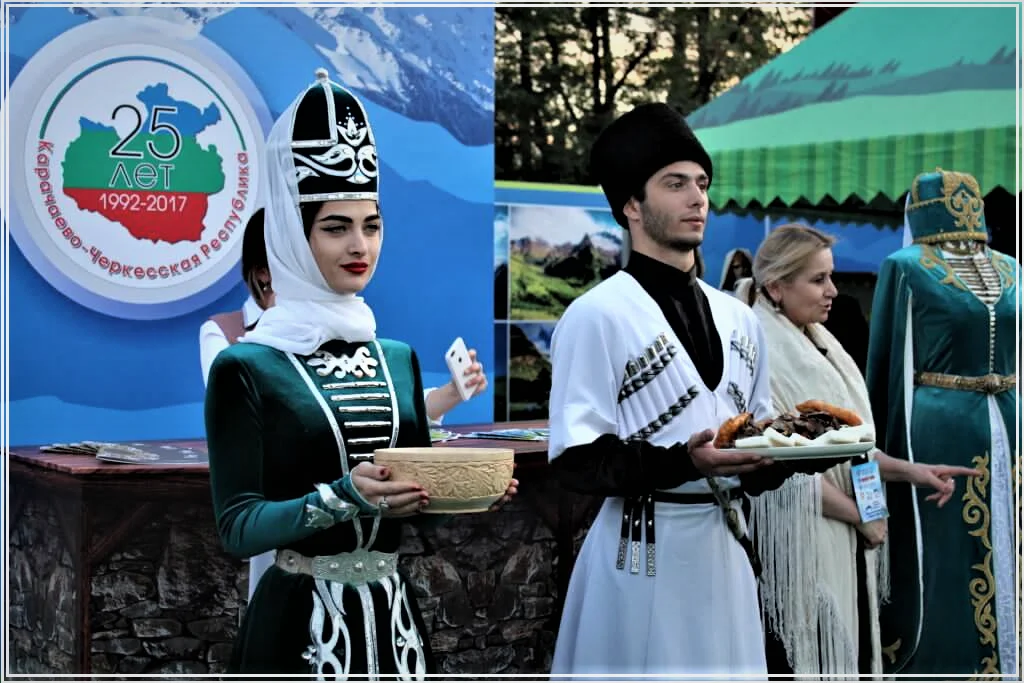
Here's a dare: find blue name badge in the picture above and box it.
[850,459,889,523]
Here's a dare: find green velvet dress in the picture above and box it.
[866,244,1019,675]
[205,338,435,677]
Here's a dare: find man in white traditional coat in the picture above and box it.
[547,103,836,677]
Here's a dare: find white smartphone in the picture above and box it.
[445,337,476,402]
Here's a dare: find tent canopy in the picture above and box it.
[688,5,1018,209]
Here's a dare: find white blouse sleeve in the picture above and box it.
[199,320,230,387]
[423,387,443,426]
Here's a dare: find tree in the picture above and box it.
[495,6,810,184]
[496,7,663,183]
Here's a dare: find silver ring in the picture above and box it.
[379,496,390,512]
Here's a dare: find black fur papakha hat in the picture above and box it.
[590,103,713,229]
[289,68,379,204]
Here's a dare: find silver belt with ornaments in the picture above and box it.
[275,548,397,585]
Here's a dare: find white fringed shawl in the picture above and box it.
[748,293,888,677]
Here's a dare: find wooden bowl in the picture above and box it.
[374,447,514,514]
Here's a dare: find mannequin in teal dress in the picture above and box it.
[866,169,1019,675]
[205,69,515,677]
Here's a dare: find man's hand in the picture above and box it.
[687,429,773,477]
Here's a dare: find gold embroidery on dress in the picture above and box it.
[963,452,999,675]
[919,246,967,292]
[974,657,1000,679]
[915,230,989,245]
[991,252,1017,291]
[941,250,1002,306]
[882,638,902,665]
[941,171,985,230]
[908,168,988,243]
[909,169,984,228]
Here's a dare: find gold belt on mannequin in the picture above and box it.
[914,371,1016,394]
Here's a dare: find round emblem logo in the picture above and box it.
[9,18,271,319]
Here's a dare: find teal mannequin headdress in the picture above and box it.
[905,168,987,244]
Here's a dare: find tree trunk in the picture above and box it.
[694,8,716,106]
[518,15,535,175]
[599,9,614,109]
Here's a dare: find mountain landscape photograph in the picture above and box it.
[508,322,555,420]
[492,322,509,421]
[494,205,510,320]
[508,205,623,321]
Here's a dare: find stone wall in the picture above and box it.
[9,483,581,676]
[9,498,77,674]
[401,498,559,676]
[87,505,245,676]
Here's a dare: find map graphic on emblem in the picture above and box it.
[62,82,226,244]
[10,22,270,320]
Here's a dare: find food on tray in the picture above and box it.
[794,400,863,427]
[713,412,756,449]
[715,401,875,449]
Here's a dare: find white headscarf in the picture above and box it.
[718,247,753,290]
[241,78,377,354]
[901,193,914,248]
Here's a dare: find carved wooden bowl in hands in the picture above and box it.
[373,447,515,514]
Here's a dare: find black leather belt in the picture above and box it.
[616,487,759,579]
[652,488,744,505]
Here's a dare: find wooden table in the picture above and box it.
[7,420,599,674]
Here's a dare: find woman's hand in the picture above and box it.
[457,348,488,398]
[909,463,982,508]
[488,478,519,512]
[857,519,888,549]
[425,348,489,422]
[350,462,429,517]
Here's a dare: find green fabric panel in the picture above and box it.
[689,4,1015,207]
[982,126,1004,196]
[696,91,1015,151]
[892,134,910,197]
[706,126,1015,208]
[867,135,891,201]
[689,6,1015,135]
[723,7,1015,90]
[804,141,817,203]
[908,133,927,192]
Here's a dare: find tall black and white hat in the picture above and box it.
[288,67,379,204]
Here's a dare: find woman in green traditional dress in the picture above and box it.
[200,208,490,608]
[205,68,514,677]
[867,169,1019,675]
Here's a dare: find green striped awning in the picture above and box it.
[688,6,1019,208]
[704,125,1016,208]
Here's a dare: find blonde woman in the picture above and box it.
[734,224,977,676]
